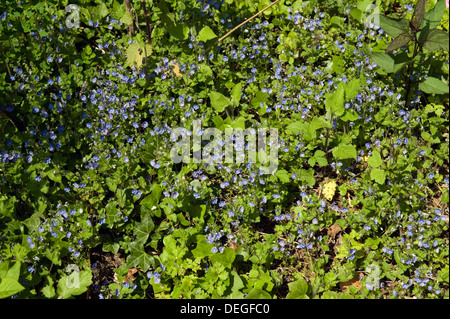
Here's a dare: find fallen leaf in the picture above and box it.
[339,272,364,293]
[327,223,342,240]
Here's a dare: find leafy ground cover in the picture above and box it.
[0,0,448,299]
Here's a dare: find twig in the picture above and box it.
[204,0,282,53]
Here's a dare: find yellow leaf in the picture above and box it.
[323,180,337,201]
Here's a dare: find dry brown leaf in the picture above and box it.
[339,272,364,293]
[327,223,342,240]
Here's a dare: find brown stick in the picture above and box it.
[125,0,135,36]
[141,1,152,44]
[204,0,282,52]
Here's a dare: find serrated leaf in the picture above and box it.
[367,150,383,168]
[385,33,413,53]
[230,82,242,105]
[275,170,290,183]
[370,168,386,184]
[197,26,218,42]
[332,143,356,160]
[209,91,231,112]
[325,82,345,116]
[310,116,331,132]
[120,11,133,25]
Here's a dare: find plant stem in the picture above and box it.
[141,1,152,45]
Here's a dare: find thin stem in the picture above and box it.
[141,1,152,45]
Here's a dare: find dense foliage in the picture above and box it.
[0,0,448,299]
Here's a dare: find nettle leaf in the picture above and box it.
[275,169,290,183]
[345,79,360,100]
[209,91,231,112]
[370,168,386,184]
[197,26,218,42]
[410,0,426,31]
[332,143,356,160]
[424,29,449,52]
[367,150,383,168]
[385,32,413,53]
[230,82,242,106]
[377,15,409,38]
[419,77,449,94]
[120,11,133,25]
[325,82,345,116]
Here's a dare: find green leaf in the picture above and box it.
[197,26,218,42]
[134,216,155,245]
[159,0,189,40]
[385,33,413,53]
[140,184,163,212]
[245,288,272,299]
[345,79,360,100]
[286,121,308,135]
[419,77,449,94]
[370,168,386,184]
[369,52,411,73]
[310,116,331,132]
[106,177,118,192]
[125,42,152,69]
[377,15,409,38]
[56,269,92,299]
[120,11,133,25]
[286,277,309,299]
[210,248,236,267]
[192,237,214,258]
[325,82,345,116]
[275,170,290,183]
[0,278,24,299]
[209,91,231,112]
[367,150,383,168]
[230,82,242,105]
[424,29,449,52]
[423,0,447,29]
[127,242,155,272]
[332,143,357,160]
[411,0,426,30]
